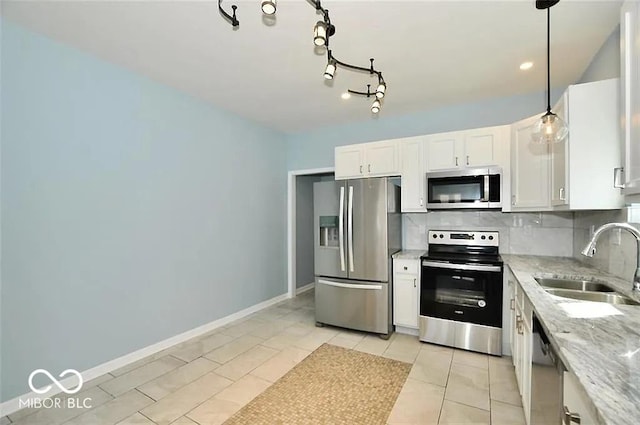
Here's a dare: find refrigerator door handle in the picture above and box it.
[338,186,345,272]
[317,279,382,291]
[348,185,354,272]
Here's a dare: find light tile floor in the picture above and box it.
[3,290,525,425]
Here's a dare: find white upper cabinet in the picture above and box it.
[621,1,640,195]
[563,78,624,210]
[399,136,428,212]
[425,126,506,172]
[510,115,551,211]
[334,140,399,180]
[511,79,623,211]
[425,131,462,171]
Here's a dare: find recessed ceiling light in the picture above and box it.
[520,61,534,71]
[341,92,351,100]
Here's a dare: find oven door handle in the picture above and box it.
[422,260,501,273]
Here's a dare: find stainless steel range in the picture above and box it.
[419,230,503,355]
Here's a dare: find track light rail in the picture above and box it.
[218,0,387,113]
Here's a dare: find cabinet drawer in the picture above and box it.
[394,259,419,275]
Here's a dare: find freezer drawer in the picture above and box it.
[315,277,390,335]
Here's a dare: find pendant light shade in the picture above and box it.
[532,111,568,144]
[532,1,568,144]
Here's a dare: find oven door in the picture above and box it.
[420,260,503,327]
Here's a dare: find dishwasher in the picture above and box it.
[530,313,564,425]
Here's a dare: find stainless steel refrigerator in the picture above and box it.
[313,177,401,338]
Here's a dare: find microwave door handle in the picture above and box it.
[348,186,355,272]
[482,175,490,201]
[338,186,345,272]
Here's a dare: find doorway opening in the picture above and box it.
[287,168,334,298]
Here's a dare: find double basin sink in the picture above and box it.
[535,277,640,305]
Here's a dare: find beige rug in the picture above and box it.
[223,343,411,425]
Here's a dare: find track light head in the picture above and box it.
[261,0,276,15]
[314,21,327,46]
[371,99,381,114]
[375,81,386,99]
[324,60,336,80]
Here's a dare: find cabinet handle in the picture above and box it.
[510,299,515,311]
[516,315,523,334]
[420,197,423,206]
[563,406,581,424]
[466,155,470,166]
[414,278,417,288]
[614,167,625,189]
[559,187,565,201]
[512,195,516,206]
[455,157,459,166]
[368,164,371,173]
[360,165,363,174]
[403,266,408,271]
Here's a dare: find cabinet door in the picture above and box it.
[393,274,418,329]
[511,115,551,210]
[621,1,640,194]
[425,132,463,171]
[365,140,399,177]
[521,313,533,425]
[551,94,568,206]
[399,137,427,212]
[335,145,364,180]
[564,371,598,425]
[464,127,501,167]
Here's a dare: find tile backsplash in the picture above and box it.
[573,208,638,281]
[403,211,574,256]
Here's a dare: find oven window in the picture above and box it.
[433,275,486,308]
[428,176,484,203]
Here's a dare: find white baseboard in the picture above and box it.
[395,326,420,337]
[0,292,288,417]
[295,282,315,295]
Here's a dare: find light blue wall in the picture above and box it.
[0,21,286,401]
[286,89,564,171]
[579,26,620,83]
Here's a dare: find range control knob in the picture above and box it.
[478,300,486,308]
[439,234,444,238]
[481,235,486,240]
[488,236,494,240]
[433,234,437,238]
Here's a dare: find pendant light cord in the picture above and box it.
[546,7,551,114]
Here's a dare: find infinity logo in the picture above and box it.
[28,369,83,395]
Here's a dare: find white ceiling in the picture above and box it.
[1,0,622,134]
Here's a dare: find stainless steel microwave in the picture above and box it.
[426,167,502,209]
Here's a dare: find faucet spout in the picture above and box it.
[581,222,640,291]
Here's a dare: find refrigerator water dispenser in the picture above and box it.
[319,216,339,247]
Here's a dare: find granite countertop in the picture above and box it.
[392,250,427,260]
[503,255,640,425]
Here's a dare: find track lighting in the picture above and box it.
[532,0,568,144]
[218,0,387,115]
[314,21,328,46]
[324,60,336,80]
[376,81,386,99]
[261,0,276,15]
[371,99,381,114]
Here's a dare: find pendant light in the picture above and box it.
[532,0,568,144]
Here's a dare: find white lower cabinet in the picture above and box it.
[510,272,533,424]
[563,371,598,425]
[393,258,419,330]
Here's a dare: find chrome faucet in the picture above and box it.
[581,222,640,291]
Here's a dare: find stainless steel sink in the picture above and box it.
[544,288,640,305]
[534,277,615,292]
